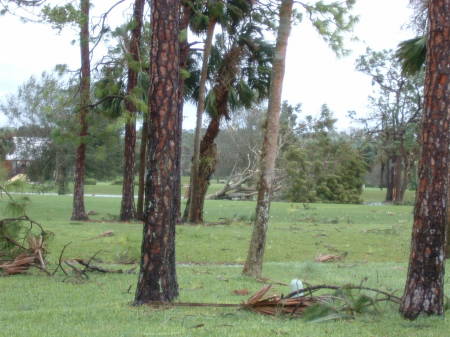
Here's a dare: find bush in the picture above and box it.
[85,178,97,185]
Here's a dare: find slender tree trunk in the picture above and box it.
[136,115,148,220]
[391,155,406,204]
[55,149,68,195]
[187,18,217,224]
[385,157,394,201]
[243,0,293,278]
[134,0,180,304]
[71,0,90,221]
[120,0,145,221]
[400,0,450,319]
[175,3,192,223]
[379,161,385,189]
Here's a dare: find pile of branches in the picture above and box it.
[243,284,401,319]
[242,285,323,316]
[0,216,51,275]
[146,283,401,320]
[0,183,53,276]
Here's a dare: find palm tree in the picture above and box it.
[183,16,274,223]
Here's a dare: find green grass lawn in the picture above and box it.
[1,188,448,337]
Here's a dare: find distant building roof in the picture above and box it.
[5,137,49,161]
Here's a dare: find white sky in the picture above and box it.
[0,0,415,130]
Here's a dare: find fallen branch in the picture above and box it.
[142,283,401,318]
[285,284,401,304]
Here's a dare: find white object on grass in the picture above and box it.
[290,279,304,297]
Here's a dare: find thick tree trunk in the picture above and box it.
[136,116,148,220]
[120,0,145,221]
[242,0,293,278]
[71,0,90,221]
[447,163,450,258]
[400,0,450,319]
[187,18,217,224]
[134,0,180,304]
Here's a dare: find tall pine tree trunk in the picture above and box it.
[120,0,145,221]
[400,0,450,319]
[136,115,148,220]
[243,0,293,278]
[134,0,180,304]
[187,18,217,224]
[71,0,90,221]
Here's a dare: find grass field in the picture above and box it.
[1,185,449,337]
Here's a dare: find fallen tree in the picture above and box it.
[206,155,284,201]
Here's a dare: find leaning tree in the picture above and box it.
[183,10,274,223]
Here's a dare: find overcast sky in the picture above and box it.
[0,0,415,130]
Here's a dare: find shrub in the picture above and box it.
[85,178,97,185]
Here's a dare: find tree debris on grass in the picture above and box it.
[143,283,401,320]
[315,253,345,262]
[1,182,53,276]
[86,230,114,240]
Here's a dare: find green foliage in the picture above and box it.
[85,178,97,186]
[282,105,367,204]
[298,0,358,56]
[355,48,423,194]
[0,128,15,160]
[41,3,81,31]
[396,36,426,76]
[0,72,124,183]
[0,183,36,259]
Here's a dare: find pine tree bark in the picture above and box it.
[134,0,180,304]
[243,0,293,278]
[187,18,217,224]
[400,0,450,319]
[120,0,145,222]
[71,0,90,221]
